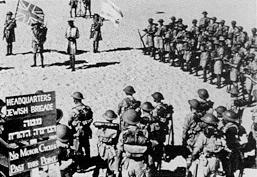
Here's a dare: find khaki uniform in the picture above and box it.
[206,23,218,36]
[199,17,209,29]
[214,46,224,75]
[3,18,16,43]
[200,50,210,69]
[115,125,152,177]
[32,25,47,53]
[249,35,257,53]
[117,95,139,116]
[214,25,227,37]
[245,61,257,92]
[65,26,79,55]
[145,24,156,47]
[155,25,165,49]
[229,53,242,82]
[96,123,118,176]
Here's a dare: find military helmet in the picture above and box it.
[71,92,84,100]
[56,108,63,123]
[103,110,117,121]
[158,19,164,23]
[188,99,200,110]
[56,124,72,143]
[177,18,183,22]
[192,19,197,23]
[122,109,139,125]
[141,102,154,112]
[238,26,243,31]
[212,17,217,21]
[220,20,225,24]
[202,11,208,15]
[170,16,176,20]
[222,110,238,123]
[151,92,164,102]
[148,18,153,23]
[231,20,236,25]
[201,113,219,126]
[123,85,136,95]
[6,11,13,16]
[252,28,257,33]
[197,88,209,100]
[215,106,227,115]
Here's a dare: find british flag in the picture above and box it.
[16,0,44,25]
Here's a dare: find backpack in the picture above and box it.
[73,105,93,122]
[156,104,173,122]
[124,97,141,111]
[123,127,148,158]
[199,100,214,112]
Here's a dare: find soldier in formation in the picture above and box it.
[141,11,257,102]
[90,13,103,53]
[3,11,16,56]
[69,0,78,18]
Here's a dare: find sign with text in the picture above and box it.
[8,139,58,176]
[6,114,56,143]
[5,92,56,119]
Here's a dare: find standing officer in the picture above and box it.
[90,13,103,53]
[249,28,257,53]
[31,21,47,68]
[3,11,16,56]
[143,18,156,56]
[213,40,225,88]
[199,11,209,30]
[67,91,93,171]
[69,0,78,17]
[114,109,152,177]
[199,44,210,82]
[65,18,79,71]
[155,19,166,61]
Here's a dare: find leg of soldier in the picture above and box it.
[6,44,9,56]
[70,8,73,17]
[9,42,13,55]
[217,74,221,88]
[32,53,37,67]
[40,52,44,68]
[95,41,99,53]
[203,68,207,82]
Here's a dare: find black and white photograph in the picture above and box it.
[0,0,256,176]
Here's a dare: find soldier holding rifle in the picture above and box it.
[3,11,16,56]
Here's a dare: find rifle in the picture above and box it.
[138,29,146,49]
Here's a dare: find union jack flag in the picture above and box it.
[16,0,44,25]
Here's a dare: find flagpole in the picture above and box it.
[14,0,20,19]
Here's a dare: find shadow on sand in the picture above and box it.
[77,61,120,70]
[0,67,14,71]
[101,47,134,53]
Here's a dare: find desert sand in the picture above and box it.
[0,0,256,176]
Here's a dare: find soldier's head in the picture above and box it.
[123,86,136,96]
[56,124,72,145]
[103,110,117,122]
[71,91,84,103]
[197,88,209,100]
[6,11,13,19]
[222,110,238,124]
[251,27,257,35]
[202,11,208,17]
[211,17,217,23]
[93,13,100,21]
[177,18,183,24]
[170,16,176,22]
[219,20,225,26]
[122,109,139,126]
[215,106,227,118]
[238,26,243,32]
[67,18,74,27]
[151,92,164,103]
[188,99,200,112]
[148,18,154,24]
[231,20,236,27]
[192,19,197,25]
[158,19,164,25]
[201,114,219,134]
[141,102,154,113]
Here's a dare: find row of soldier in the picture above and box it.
[142,11,257,101]
[3,10,102,71]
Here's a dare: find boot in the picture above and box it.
[31,54,37,67]
[95,41,99,53]
[9,43,13,55]
[71,56,75,71]
[93,42,96,53]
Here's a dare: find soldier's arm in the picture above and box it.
[182,115,192,143]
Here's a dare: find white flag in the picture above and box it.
[100,0,123,27]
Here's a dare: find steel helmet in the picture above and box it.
[177,18,183,22]
[188,99,200,110]
[231,20,236,25]
[151,92,164,102]
[197,89,209,100]
[123,86,136,95]
[212,17,217,21]
[148,18,153,23]
[220,20,225,24]
[238,26,243,31]
[103,110,117,121]
[201,113,219,126]
[170,16,176,21]
[56,124,71,143]
[6,11,13,16]
[141,102,154,112]
[158,19,164,23]
[122,109,139,125]
[215,106,227,115]
[202,11,208,15]
[222,110,238,123]
[71,92,84,100]
[192,19,197,24]
[252,28,257,33]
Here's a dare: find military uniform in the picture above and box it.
[155,20,166,61]
[90,14,103,53]
[214,44,224,88]
[249,31,257,53]
[82,0,91,17]
[199,45,210,82]
[69,0,78,17]
[144,19,157,56]
[229,52,243,82]
[199,11,209,30]
[65,19,79,71]
[3,12,16,56]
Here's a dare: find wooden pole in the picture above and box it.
[14,0,20,19]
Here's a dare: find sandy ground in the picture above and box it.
[0,0,257,176]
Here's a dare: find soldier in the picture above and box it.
[213,40,225,88]
[215,106,227,129]
[188,114,226,177]
[234,26,247,46]
[143,18,157,56]
[67,91,93,172]
[56,124,76,177]
[65,18,79,71]
[221,110,245,177]
[199,44,210,82]
[182,99,204,152]
[199,11,209,30]
[214,20,227,37]
[229,20,238,37]
[249,28,257,53]
[117,86,140,129]
[114,109,152,177]
[3,11,16,56]
[69,0,78,17]
[82,0,91,18]
[190,19,199,37]
[155,19,166,61]
[206,17,218,37]
[95,110,119,177]
[90,13,103,53]
[197,89,214,114]
[31,21,47,68]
